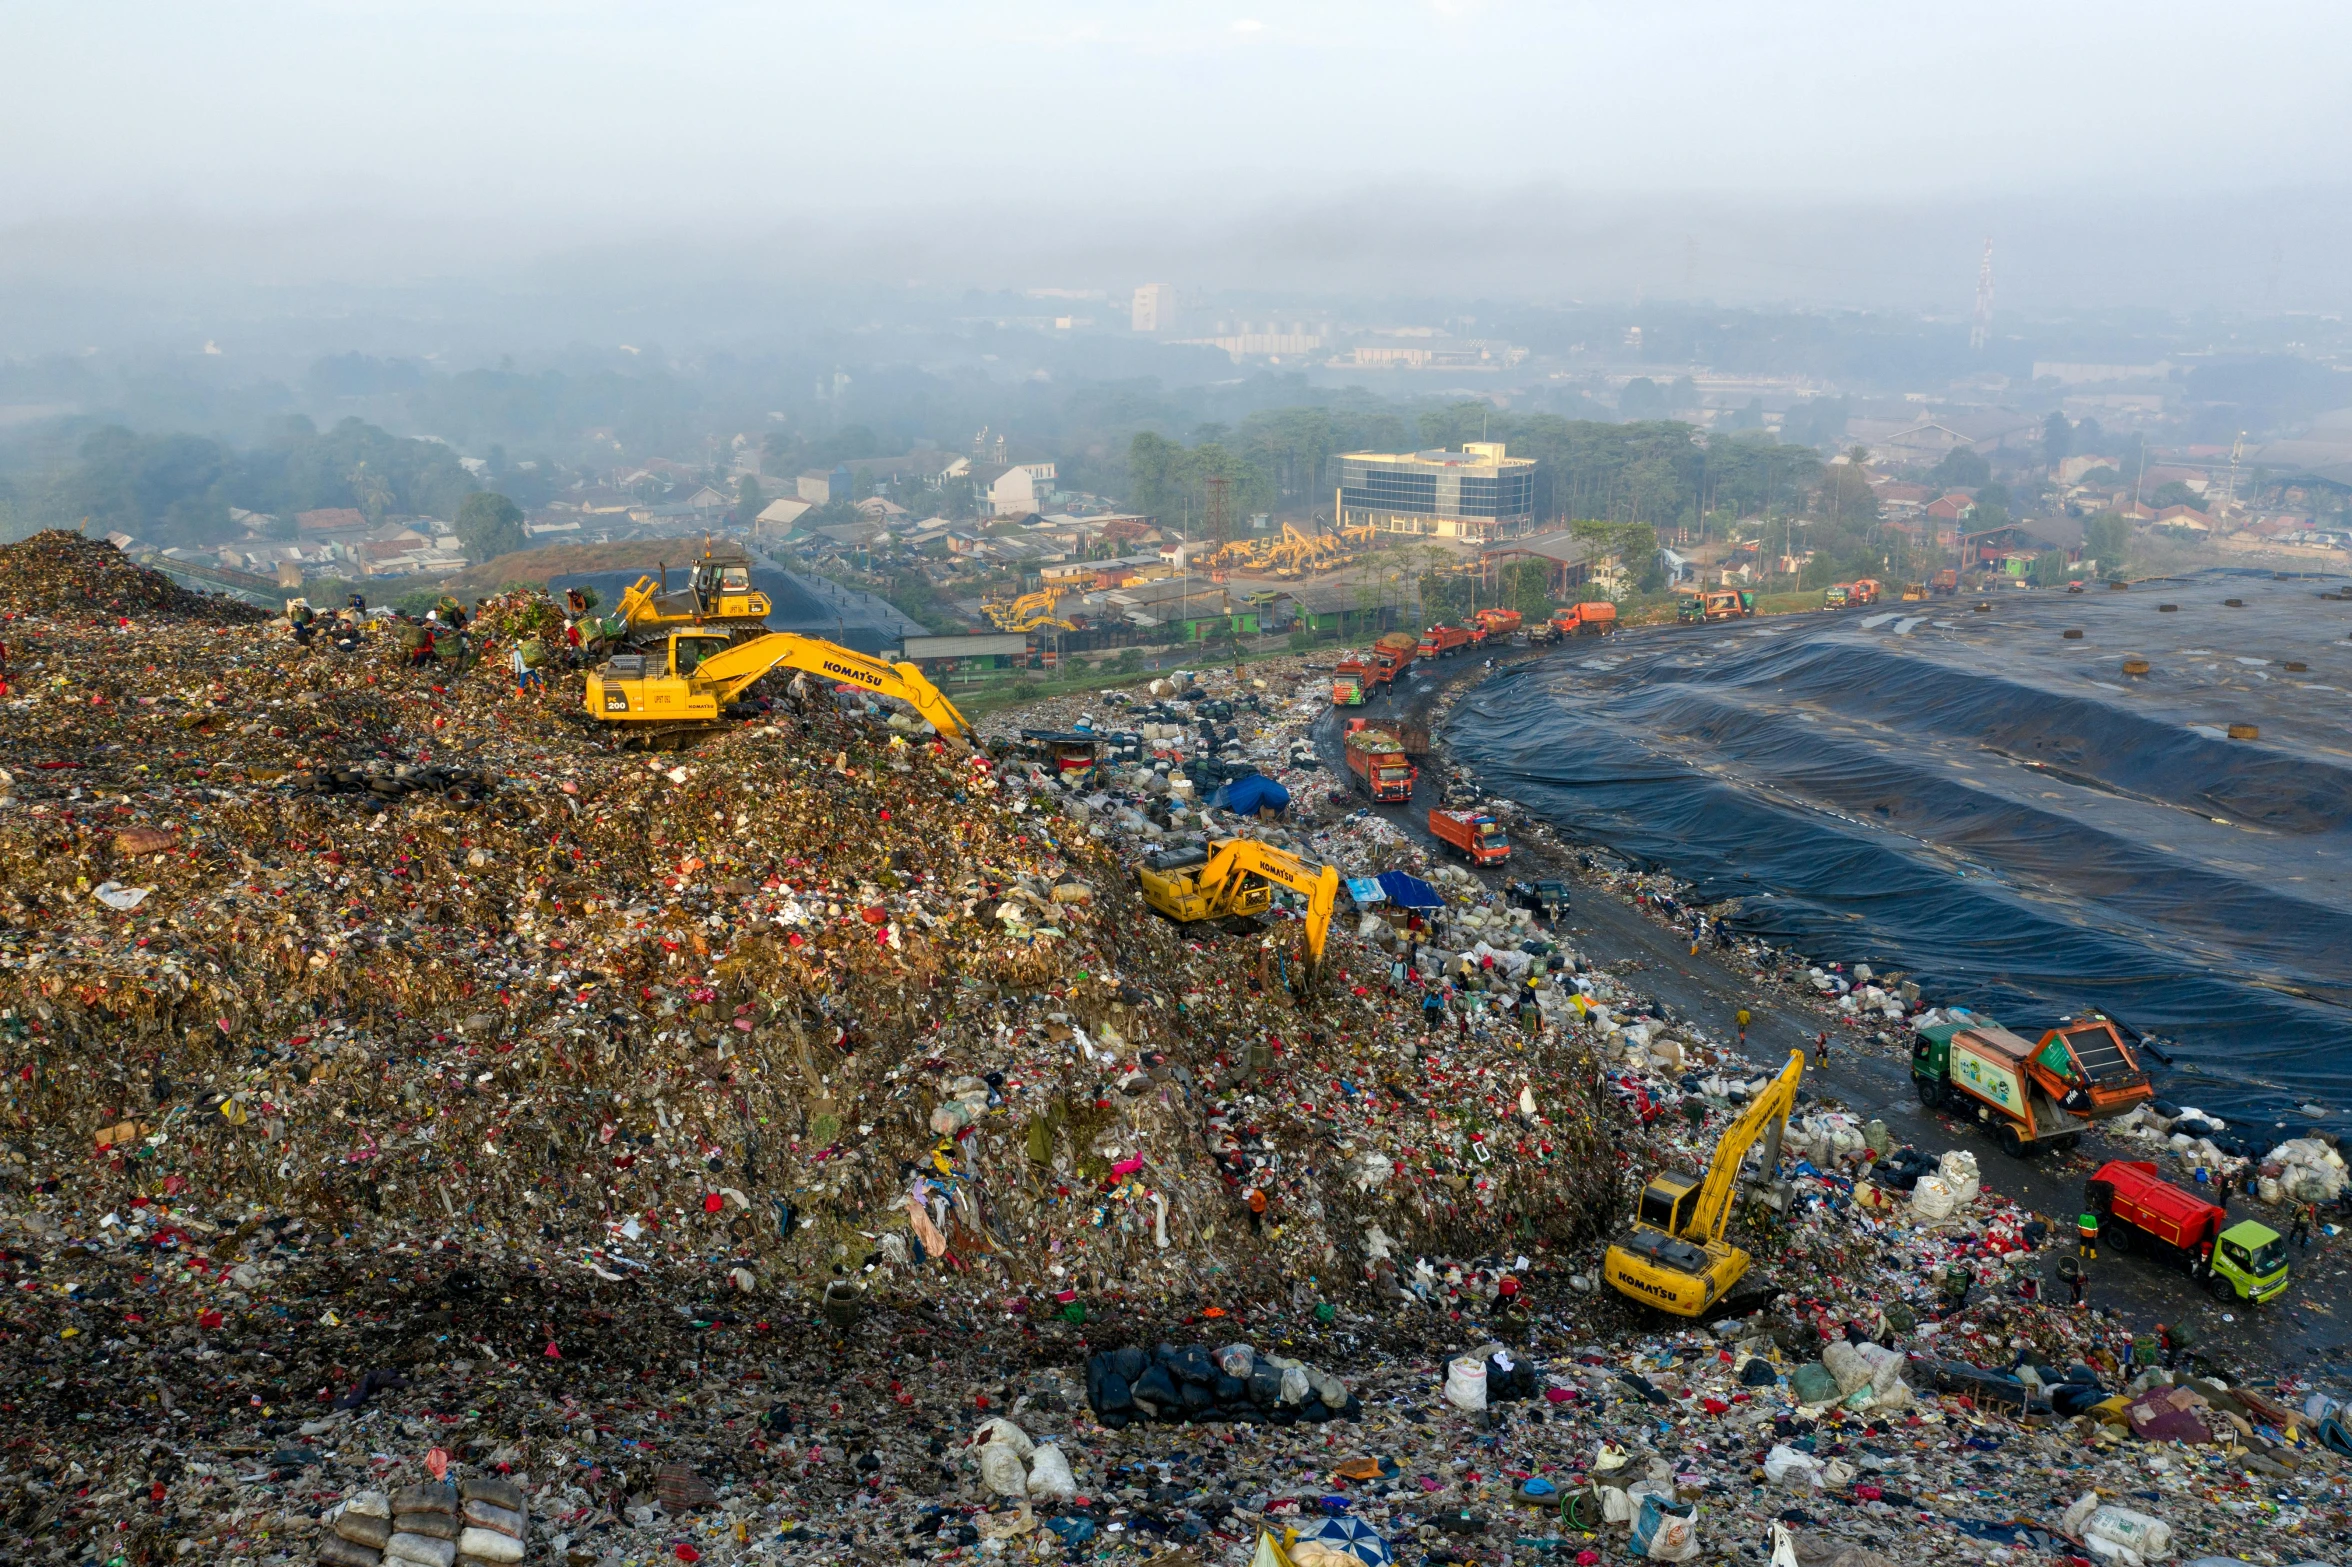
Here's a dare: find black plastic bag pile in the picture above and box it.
[1085,1342,1361,1429]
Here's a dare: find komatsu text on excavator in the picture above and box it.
[584,628,973,748]
[1604,1050,1805,1317]
[1133,838,1340,981]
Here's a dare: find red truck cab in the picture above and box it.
[1430,807,1509,865]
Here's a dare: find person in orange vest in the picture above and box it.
[2076,1210,2100,1260]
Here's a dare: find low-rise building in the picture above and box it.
[1333,442,1538,544]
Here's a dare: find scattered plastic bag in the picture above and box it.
[1443,1354,1488,1412]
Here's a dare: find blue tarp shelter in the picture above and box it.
[1374,870,1443,909]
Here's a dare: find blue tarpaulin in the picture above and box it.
[1345,877,1386,906]
[1374,871,1443,909]
[1215,773,1291,817]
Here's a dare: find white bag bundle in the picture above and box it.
[1026,1442,1076,1501]
[1764,1444,1825,1490]
[977,1442,1029,1497]
[1822,1340,1873,1396]
[1911,1175,1956,1220]
[1443,1354,1489,1412]
[1939,1149,1981,1205]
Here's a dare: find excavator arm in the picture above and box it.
[687,632,975,741]
[1195,838,1339,968]
[1686,1050,1806,1244]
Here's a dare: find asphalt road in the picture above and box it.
[1312,632,2348,1378]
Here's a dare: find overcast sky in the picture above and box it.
[6,1,2351,306]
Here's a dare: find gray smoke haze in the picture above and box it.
[4,0,2351,333]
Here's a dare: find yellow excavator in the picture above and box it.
[980,585,1076,633]
[609,541,773,646]
[1134,837,1340,977]
[1604,1050,1805,1317]
[585,628,973,747]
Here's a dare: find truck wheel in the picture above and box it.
[1994,1122,2027,1158]
[2106,1222,2132,1256]
[1913,1076,1943,1110]
[2207,1271,2237,1303]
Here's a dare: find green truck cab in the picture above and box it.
[2211,1220,2290,1304]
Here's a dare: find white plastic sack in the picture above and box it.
[455,1529,524,1566]
[1939,1149,1981,1205]
[1854,1340,1906,1397]
[1215,1343,1257,1379]
[1443,1354,1489,1412]
[2083,1507,2172,1561]
[1278,1361,1311,1406]
[1026,1442,1076,1501]
[1764,1444,1825,1490]
[977,1441,1029,1498]
[974,1417,1033,1458]
[1632,1495,1699,1562]
[1911,1175,1956,1220]
[1305,1364,1349,1408]
[1822,1340,1873,1396]
[1600,1485,1633,1524]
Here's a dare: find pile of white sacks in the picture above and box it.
[2109,1102,2348,1209]
[1806,963,1910,1023]
[971,1418,1078,1509]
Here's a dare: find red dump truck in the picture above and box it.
[1418,623,1477,660]
[1344,720,1417,803]
[2086,1161,2290,1304]
[1430,807,1509,865]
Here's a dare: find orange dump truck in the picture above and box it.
[1368,632,1418,690]
[1343,720,1417,803]
[1331,654,1369,707]
[1553,602,1618,636]
[1418,623,1477,660]
[1472,608,1523,639]
[1429,807,1509,865]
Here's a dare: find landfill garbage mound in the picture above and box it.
[0,528,270,623]
[0,586,2344,1567]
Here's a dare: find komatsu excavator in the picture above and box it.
[584,628,973,747]
[1604,1050,1805,1317]
[1134,838,1340,979]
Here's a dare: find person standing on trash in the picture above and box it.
[1245,1186,1268,1234]
[1812,1029,1829,1068]
[2291,1201,2315,1250]
[1735,1007,1751,1048]
[2061,1256,2086,1306]
[2077,1208,2100,1260]
[2159,1317,2194,1369]
[1422,987,1445,1035]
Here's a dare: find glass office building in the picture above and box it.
[1333,441,1537,543]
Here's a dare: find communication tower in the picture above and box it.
[1969,237,1995,351]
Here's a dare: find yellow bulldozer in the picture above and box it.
[1134,837,1340,981]
[584,628,973,748]
[1604,1050,1805,1317]
[607,541,773,646]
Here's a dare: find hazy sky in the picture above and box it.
[6,1,2351,306]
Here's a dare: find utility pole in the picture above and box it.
[1970,237,1995,352]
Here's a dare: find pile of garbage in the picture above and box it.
[0,529,269,623]
[1085,1341,1360,1427]
[0,549,2344,1566]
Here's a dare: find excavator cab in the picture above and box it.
[1636,1172,1705,1234]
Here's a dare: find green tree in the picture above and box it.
[2149,480,2205,512]
[1419,570,1473,624]
[454,492,527,563]
[1927,448,1992,490]
[2082,511,2130,573]
[1501,558,1554,617]
[733,475,765,529]
[2042,412,2073,472]
[2027,549,2070,587]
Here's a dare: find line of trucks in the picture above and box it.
[1330,605,1620,705]
[1340,718,1511,865]
[1909,1004,2294,1302]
